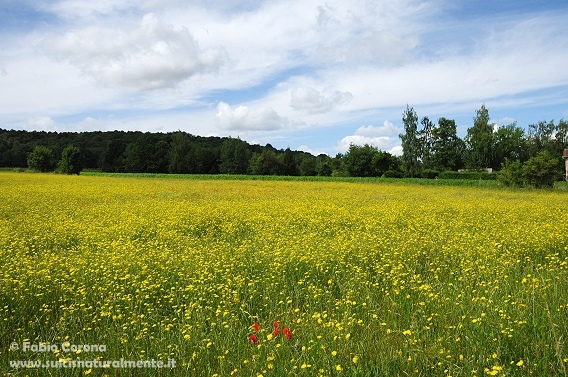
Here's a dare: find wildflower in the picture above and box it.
[248,334,258,344]
[283,327,292,340]
[516,360,523,367]
[273,327,280,336]
[336,364,343,371]
[252,323,260,332]
[352,355,359,364]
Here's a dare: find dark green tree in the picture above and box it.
[527,120,556,157]
[125,133,170,173]
[554,119,568,155]
[316,154,333,176]
[299,156,317,176]
[57,144,83,175]
[430,117,465,172]
[399,105,421,177]
[168,131,192,174]
[248,149,282,175]
[465,104,494,169]
[493,123,526,168]
[219,137,251,174]
[100,137,128,172]
[344,144,378,177]
[372,150,398,177]
[281,148,298,176]
[27,145,54,172]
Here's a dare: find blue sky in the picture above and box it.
[1,0,568,156]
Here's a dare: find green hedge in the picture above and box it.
[438,171,497,180]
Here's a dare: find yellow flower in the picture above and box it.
[516,360,523,367]
[335,365,343,371]
[352,355,359,364]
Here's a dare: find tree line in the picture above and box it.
[1,104,566,181]
[399,105,567,185]
[0,129,342,176]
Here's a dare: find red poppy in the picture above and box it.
[251,322,260,332]
[273,327,280,336]
[248,334,258,344]
[273,321,281,328]
[282,327,292,340]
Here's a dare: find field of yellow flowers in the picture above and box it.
[1,172,567,376]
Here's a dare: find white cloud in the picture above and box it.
[336,119,402,153]
[355,121,400,136]
[290,86,352,114]
[26,116,58,131]
[215,101,288,131]
[42,13,228,91]
[389,145,403,156]
[336,135,394,153]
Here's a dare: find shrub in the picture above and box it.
[421,169,440,179]
[497,159,525,187]
[27,145,54,172]
[522,150,561,188]
[498,151,561,188]
[438,171,496,180]
[57,145,83,175]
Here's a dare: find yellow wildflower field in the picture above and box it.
[1,172,567,376]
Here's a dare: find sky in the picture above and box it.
[1,0,568,156]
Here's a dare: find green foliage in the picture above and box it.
[420,169,440,179]
[430,117,465,172]
[298,156,317,176]
[497,159,525,187]
[522,150,562,188]
[498,151,561,188]
[344,144,378,177]
[248,149,283,175]
[399,105,421,177]
[27,145,54,172]
[439,171,497,180]
[465,104,494,169]
[343,144,400,177]
[57,144,83,175]
[219,137,251,174]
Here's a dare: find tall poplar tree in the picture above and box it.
[399,105,421,177]
[465,104,494,169]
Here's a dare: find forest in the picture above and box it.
[1,105,566,179]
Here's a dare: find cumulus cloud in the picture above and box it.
[215,101,288,131]
[26,116,57,131]
[354,121,400,136]
[336,120,402,153]
[290,86,353,114]
[43,13,228,90]
[336,135,394,153]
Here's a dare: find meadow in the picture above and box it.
[0,172,567,376]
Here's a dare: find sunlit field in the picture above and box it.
[1,172,567,376]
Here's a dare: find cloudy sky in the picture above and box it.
[1,0,568,156]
